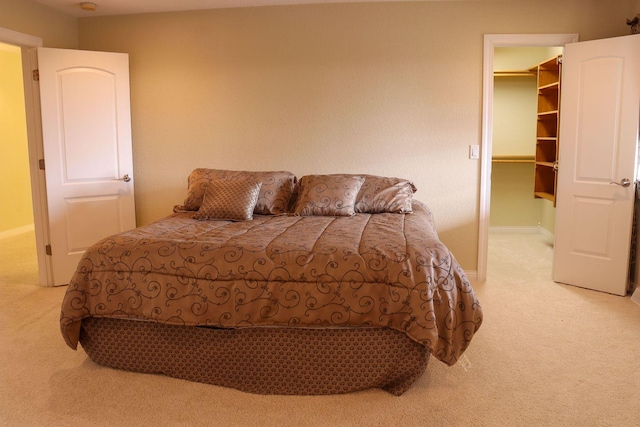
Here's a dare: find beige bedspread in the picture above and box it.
[60,201,482,366]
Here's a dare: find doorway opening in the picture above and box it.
[0,42,38,285]
[488,46,563,281]
[0,27,50,286]
[477,34,579,283]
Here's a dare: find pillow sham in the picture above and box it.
[174,169,296,215]
[292,174,365,217]
[192,179,262,221]
[352,174,417,214]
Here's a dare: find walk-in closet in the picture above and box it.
[490,46,564,244]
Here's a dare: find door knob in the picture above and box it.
[609,178,631,187]
[113,174,132,182]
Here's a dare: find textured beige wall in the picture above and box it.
[0,0,78,48]
[0,46,33,232]
[492,76,537,157]
[540,199,556,234]
[76,0,634,270]
[490,163,542,227]
[491,78,542,229]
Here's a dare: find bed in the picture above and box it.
[60,170,483,395]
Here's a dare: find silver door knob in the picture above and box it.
[113,174,132,182]
[609,178,631,187]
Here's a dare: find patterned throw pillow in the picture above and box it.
[292,174,365,217]
[192,179,262,221]
[174,169,296,215]
[353,174,416,214]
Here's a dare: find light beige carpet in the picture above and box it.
[0,231,639,426]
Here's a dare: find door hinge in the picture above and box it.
[557,55,563,65]
[45,244,52,256]
[38,159,45,170]
[32,69,39,81]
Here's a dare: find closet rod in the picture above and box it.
[492,155,535,163]
[493,71,537,77]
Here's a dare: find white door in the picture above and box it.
[553,34,640,296]
[38,47,136,286]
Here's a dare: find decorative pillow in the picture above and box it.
[353,174,417,214]
[192,179,262,221]
[292,174,365,217]
[174,169,296,215]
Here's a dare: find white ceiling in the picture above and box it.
[32,0,456,18]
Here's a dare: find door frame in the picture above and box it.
[0,27,52,286]
[478,33,579,283]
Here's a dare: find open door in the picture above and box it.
[553,35,640,296]
[38,48,136,286]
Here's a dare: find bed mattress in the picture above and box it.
[61,200,482,368]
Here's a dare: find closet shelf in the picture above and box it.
[537,110,559,118]
[536,161,555,168]
[538,81,560,91]
[531,54,562,206]
[534,191,555,202]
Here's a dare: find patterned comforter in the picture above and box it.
[60,201,482,366]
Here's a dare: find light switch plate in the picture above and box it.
[469,144,480,160]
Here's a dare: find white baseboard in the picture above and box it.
[539,227,555,246]
[489,226,554,245]
[465,270,478,285]
[632,287,640,307]
[489,226,540,234]
[0,224,35,240]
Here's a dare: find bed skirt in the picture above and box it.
[79,317,430,396]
